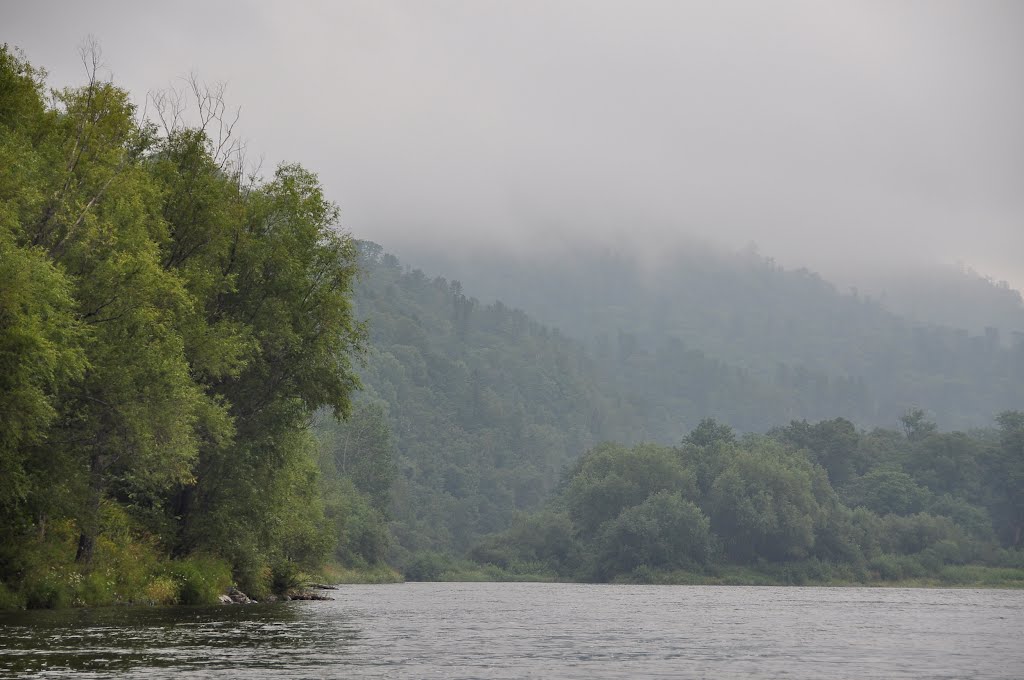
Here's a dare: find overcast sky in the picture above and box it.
[5,0,1023,288]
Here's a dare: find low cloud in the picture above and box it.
[6,0,1023,286]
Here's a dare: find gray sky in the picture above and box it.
[5,0,1023,288]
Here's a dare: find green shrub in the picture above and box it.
[167,556,232,605]
[869,553,927,581]
[271,559,302,594]
[868,554,903,581]
[23,567,76,609]
[228,551,272,600]
[0,581,24,610]
[403,551,450,581]
[142,576,179,605]
[77,570,116,607]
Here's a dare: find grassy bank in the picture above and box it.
[406,565,1024,589]
[0,518,235,610]
[397,549,1024,589]
[608,564,1024,588]
[0,508,404,611]
[317,562,403,584]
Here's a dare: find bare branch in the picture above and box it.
[148,85,186,138]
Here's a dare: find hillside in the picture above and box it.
[405,244,1024,430]
[347,242,1024,555]
[866,263,1024,340]
[350,243,613,554]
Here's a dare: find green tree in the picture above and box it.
[772,418,862,486]
[172,161,365,582]
[565,443,697,537]
[842,468,931,516]
[320,400,397,510]
[991,411,1024,546]
[708,438,832,562]
[595,491,713,578]
[0,44,365,599]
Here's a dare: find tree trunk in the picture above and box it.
[170,484,196,558]
[75,454,103,565]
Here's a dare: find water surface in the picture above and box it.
[2,583,1022,678]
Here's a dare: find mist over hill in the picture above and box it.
[347,241,1022,553]
[862,263,1024,341]
[392,241,1024,431]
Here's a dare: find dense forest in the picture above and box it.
[342,245,1021,558]
[2,44,1022,609]
[0,45,379,608]
[412,246,1024,430]
[468,413,1024,584]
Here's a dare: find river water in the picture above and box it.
[1,583,1022,678]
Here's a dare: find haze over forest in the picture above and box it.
[2,1,1024,613]
[6,0,1024,291]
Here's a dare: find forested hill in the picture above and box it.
[866,263,1024,339]
[352,242,814,554]
[403,245,1024,430]
[350,242,612,554]
[347,242,1022,554]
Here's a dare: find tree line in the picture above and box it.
[409,244,1024,432]
[469,411,1024,584]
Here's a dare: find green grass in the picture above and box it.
[449,555,1024,589]
[602,563,1024,588]
[318,562,403,584]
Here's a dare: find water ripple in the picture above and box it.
[1,584,1022,679]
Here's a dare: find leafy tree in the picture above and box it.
[900,408,938,442]
[707,439,832,562]
[594,491,713,577]
[470,511,580,574]
[991,411,1024,546]
[771,418,862,485]
[319,400,397,510]
[842,468,932,516]
[565,443,697,537]
[0,44,370,600]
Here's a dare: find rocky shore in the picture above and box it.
[218,584,336,604]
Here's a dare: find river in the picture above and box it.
[1,583,1022,678]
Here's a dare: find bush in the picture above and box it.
[23,567,77,609]
[142,576,179,605]
[939,565,1024,587]
[403,551,450,581]
[0,581,24,609]
[271,559,303,594]
[166,555,232,605]
[868,553,926,581]
[594,491,713,579]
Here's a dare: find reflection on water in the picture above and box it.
[1,584,1023,679]
[0,603,361,677]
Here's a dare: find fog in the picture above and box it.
[5,0,1023,288]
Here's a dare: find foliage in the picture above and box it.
[412,245,1024,433]
[594,491,713,578]
[468,413,1024,583]
[349,244,615,553]
[166,555,233,605]
[0,44,373,608]
[2,43,1022,603]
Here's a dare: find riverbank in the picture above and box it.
[4,548,1021,612]
[319,563,403,585]
[412,560,1024,589]
[0,525,399,611]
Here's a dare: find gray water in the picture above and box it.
[1,583,1022,679]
